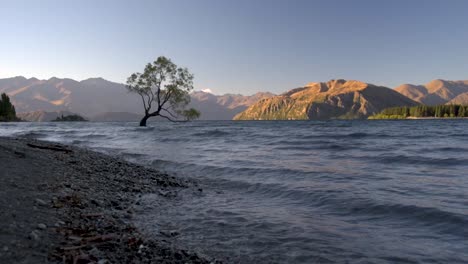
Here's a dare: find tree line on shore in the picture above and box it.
[0,93,19,121]
[53,114,88,122]
[370,104,468,119]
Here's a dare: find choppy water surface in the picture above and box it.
[1,120,467,263]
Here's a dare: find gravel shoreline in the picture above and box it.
[0,137,219,263]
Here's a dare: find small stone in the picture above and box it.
[174,252,183,260]
[37,223,47,230]
[2,246,8,252]
[54,221,66,227]
[97,259,108,264]
[34,198,47,206]
[29,231,40,241]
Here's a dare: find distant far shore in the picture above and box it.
[369,116,468,120]
[406,117,468,120]
[0,137,219,263]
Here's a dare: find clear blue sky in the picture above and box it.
[1,0,467,95]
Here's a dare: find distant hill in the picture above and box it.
[53,114,88,122]
[234,79,417,120]
[0,76,274,121]
[448,93,468,105]
[394,79,468,105]
[90,112,142,122]
[189,91,275,120]
[17,111,77,122]
[0,76,141,116]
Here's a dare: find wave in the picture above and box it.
[192,129,231,137]
[368,154,468,166]
[200,177,468,237]
[17,131,49,139]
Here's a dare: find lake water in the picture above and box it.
[1,120,467,263]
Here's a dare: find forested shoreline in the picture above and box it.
[0,93,19,122]
[369,105,468,119]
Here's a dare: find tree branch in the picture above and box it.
[161,90,173,108]
[146,92,152,111]
[161,108,178,119]
[158,113,186,123]
[139,93,148,112]
[156,70,163,108]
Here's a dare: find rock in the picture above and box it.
[137,244,146,254]
[97,260,108,264]
[160,230,180,237]
[54,221,66,227]
[90,199,101,206]
[174,252,183,260]
[158,190,169,197]
[34,198,47,206]
[2,246,8,252]
[29,231,40,241]
[37,223,47,230]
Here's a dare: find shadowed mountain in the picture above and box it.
[448,93,468,105]
[0,76,142,117]
[234,79,417,120]
[90,112,142,122]
[0,76,274,120]
[17,110,77,122]
[394,79,468,105]
[189,91,275,120]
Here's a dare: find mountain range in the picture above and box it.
[190,91,275,120]
[0,76,139,118]
[17,110,76,122]
[0,76,274,121]
[394,79,468,105]
[1,76,467,121]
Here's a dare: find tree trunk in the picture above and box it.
[139,115,150,127]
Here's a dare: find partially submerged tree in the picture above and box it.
[0,93,18,122]
[126,56,200,126]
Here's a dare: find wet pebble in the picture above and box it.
[29,231,40,241]
[37,223,46,230]
[34,198,47,206]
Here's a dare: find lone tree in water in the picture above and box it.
[126,56,200,126]
[0,93,18,122]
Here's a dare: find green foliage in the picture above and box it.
[126,56,199,126]
[0,93,19,122]
[53,114,87,122]
[369,104,468,119]
[180,108,201,121]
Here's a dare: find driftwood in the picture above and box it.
[26,143,73,153]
